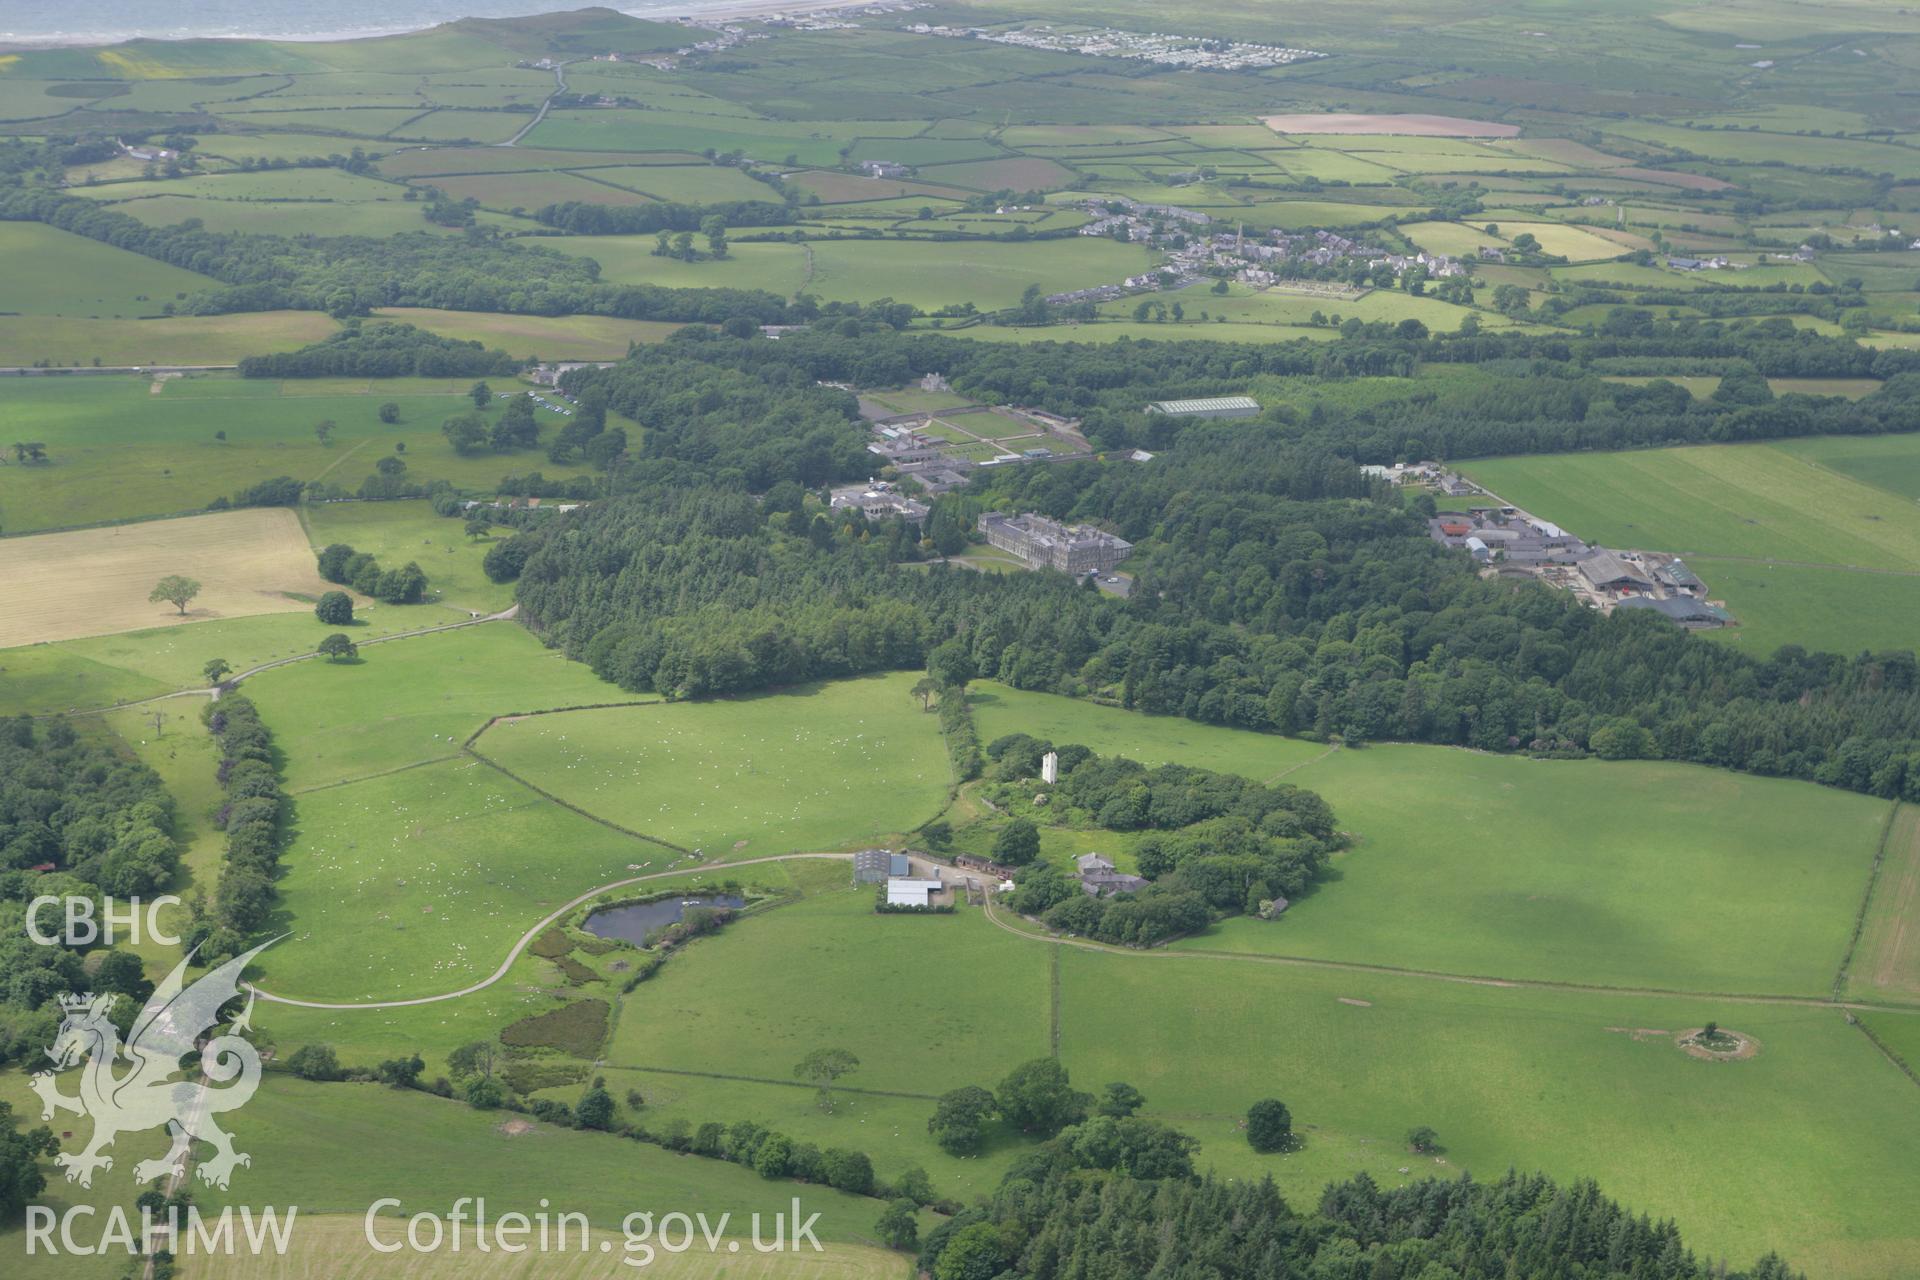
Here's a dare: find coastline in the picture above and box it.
[0,0,884,51]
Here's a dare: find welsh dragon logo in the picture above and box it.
[29,939,278,1190]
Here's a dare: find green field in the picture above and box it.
[372,307,684,360]
[239,646,948,997]
[0,311,339,367]
[1053,951,1920,1279]
[0,222,219,317]
[805,239,1155,312]
[0,608,463,718]
[0,1071,896,1277]
[302,498,516,616]
[472,671,952,858]
[1847,804,1920,1004]
[970,684,1884,994]
[1459,442,1920,654]
[241,622,621,793]
[602,888,1049,1199]
[0,375,589,532]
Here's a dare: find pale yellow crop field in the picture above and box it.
[3,507,332,647]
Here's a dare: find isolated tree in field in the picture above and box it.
[464,517,492,541]
[992,817,1040,866]
[874,1199,918,1251]
[469,380,492,409]
[1097,1081,1145,1118]
[794,1047,859,1113]
[378,401,400,424]
[441,413,488,454]
[313,418,335,446]
[1407,1125,1439,1154]
[315,591,354,626]
[1246,1098,1293,1152]
[318,633,357,662]
[375,454,406,476]
[928,1085,997,1155]
[149,575,201,615]
[997,1058,1086,1135]
[912,676,939,711]
[202,657,232,687]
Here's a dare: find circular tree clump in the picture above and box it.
[1246,1098,1293,1152]
[315,590,354,626]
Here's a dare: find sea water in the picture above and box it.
[1,0,737,46]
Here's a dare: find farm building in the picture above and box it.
[1074,852,1146,897]
[886,878,945,907]
[1616,595,1729,628]
[955,852,1018,878]
[853,849,901,883]
[1579,549,1654,592]
[1656,558,1707,593]
[1145,395,1260,419]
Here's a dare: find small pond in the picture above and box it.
[581,895,745,945]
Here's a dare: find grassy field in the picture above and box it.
[242,622,620,792]
[0,311,338,367]
[1,507,336,648]
[472,672,952,859]
[302,499,514,616]
[1459,442,1920,654]
[0,221,218,317]
[1774,432,1920,501]
[1053,950,1920,1279]
[602,887,1050,1199]
[0,1071,895,1276]
[254,753,652,998]
[372,308,685,360]
[970,684,1884,995]
[0,374,590,532]
[554,238,812,294]
[1676,557,1920,657]
[1848,804,1920,1004]
[0,608,458,717]
[190,1215,907,1279]
[801,239,1156,312]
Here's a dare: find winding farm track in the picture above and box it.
[248,831,1920,1017]
[502,59,574,147]
[246,852,854,1009]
